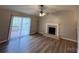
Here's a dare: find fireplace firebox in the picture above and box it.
[48,27,56,35]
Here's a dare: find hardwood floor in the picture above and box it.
[0,34,77,53]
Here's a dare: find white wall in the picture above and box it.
[38,11,76,41]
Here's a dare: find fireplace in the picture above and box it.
[48,27,56,35]
[45,23,59,39]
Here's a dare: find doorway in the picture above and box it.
[8,16,31,39]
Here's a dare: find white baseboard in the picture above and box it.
[60,37,77,42]
[30,32,37,35]
[39,32,44,35]
[39,32,59,39]
[39,32,77,42]
[0,40,7,44]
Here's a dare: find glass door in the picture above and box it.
[9,16,31,39]
[21,17,31,36]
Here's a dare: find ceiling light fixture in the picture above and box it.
[39,5,46,16]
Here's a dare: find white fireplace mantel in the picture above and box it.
[45,23,59,39]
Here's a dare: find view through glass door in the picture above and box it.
[9,16,31,39]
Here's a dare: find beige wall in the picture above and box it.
[0,9,11,42]
[38,10,77,41]
[0,8,38,43]
[30,16,38,34]
[76,6,79,52]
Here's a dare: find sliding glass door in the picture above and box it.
[9,16,31,39]
[21,17,31,36]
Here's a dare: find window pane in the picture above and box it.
[10,16,22,38]
[21,17,31,35]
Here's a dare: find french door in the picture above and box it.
[9,16,31,39]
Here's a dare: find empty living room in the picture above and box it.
[0,5,78,53]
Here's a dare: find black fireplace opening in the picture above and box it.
[48,27,56,35]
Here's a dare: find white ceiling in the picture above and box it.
[0,5,76,16]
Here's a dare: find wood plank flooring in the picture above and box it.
[0,34,77,53]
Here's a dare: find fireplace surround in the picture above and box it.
[46,23,59,39]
